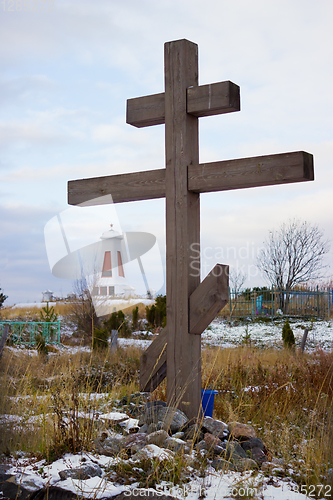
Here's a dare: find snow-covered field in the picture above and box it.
[201,318,333,351]
[121,318,333,352]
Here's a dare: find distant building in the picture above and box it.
[42,290,53,302]
[91,225,134,298]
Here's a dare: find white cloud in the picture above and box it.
[1,0,333,302]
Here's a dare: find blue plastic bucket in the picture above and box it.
[201,389,218,417]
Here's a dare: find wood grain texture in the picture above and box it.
[126,93,165,128]
[68,169,166,206]
[189,264,229,335]
[68,151,313,206]
[139,264,228,389]
[187,81,240,117]
[165,39,202,418]
[126,81,240,128]
[140,327,168,392]
[188,151,314,194]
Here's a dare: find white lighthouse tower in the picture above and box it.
[91,225,134,299]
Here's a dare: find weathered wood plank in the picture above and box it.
[189,264,229,335]
[0,324,9,360]
[139,264,229,390]
[127,81,240,128]
[126,93,165,128]
[140,327,167,392]
[68,151,313,206]
[68,169,166,206]
[187,81,240,117]
[165,39,202,418]
[188,151,314,193]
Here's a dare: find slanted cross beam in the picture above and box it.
[68,39,314,419]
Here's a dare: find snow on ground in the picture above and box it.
[2,319,332,499]
[116,318,333,352]
[201,318,333,351]
[5,452,326,500]
[10,302,54,309]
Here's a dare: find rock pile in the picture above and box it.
[0,395,282,500]
[94,398,279,473]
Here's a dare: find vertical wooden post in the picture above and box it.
[110,329,118,352]
[0,324,9,359]
[164,39,201,418]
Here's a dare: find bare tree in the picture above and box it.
[257,219,330,312]
[70,278,100,342]
[229,268,247,297]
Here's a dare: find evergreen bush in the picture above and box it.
[132,306,139,330]
[104,310,130,338]
[282,318,295,348]
[92,327,109,350]
[145,295,166,328]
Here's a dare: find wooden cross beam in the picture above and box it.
[68,39,314,419]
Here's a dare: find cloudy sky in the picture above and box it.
[1,0,332,305]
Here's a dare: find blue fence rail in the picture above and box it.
[229,288,332,319]
[0,321,61,345]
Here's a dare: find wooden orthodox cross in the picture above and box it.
[68,39,314,419]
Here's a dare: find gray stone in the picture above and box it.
[172,431,185,439]
[0,473,43,500]
[212,456,257,472]
[247,446,267,465]
[139,404,188,433]
[164,436,187,453]
[195,440,209,452]
[122,432,148,452]
[241,437,265,452]
[211,457,234,471]
[155,407,188,433]
[139,424,148,433]
[147,423,159,433]
[147,429,169,447]
[202,417,228,438]
[220,441,248,460]
[94,432,124,455]
[231,458,258,472]
[183,424,204,443]
[138,401,167,426]
[59,463,103,481]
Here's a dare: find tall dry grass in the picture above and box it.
[0,336,332,488]
[201,346,333,487]
[0,302,73,321]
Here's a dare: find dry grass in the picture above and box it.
[0,336,332,488]
[0,302,72,321]
[201,346,333,487]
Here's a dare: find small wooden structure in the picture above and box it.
[68,39,314,419]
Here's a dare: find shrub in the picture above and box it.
[282,318,295,347]
[40,303,58,323]
[35,333,49,359]
[132,306,139,330]
[146,295,166,328]
[92,327,109,350]
[104,310,130,338]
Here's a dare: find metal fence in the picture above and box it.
[0,321,61,345]
[229,288,332,319]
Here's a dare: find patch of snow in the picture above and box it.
[99,412,129,422]
[119,417,139,432]
[6,453,327,500]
